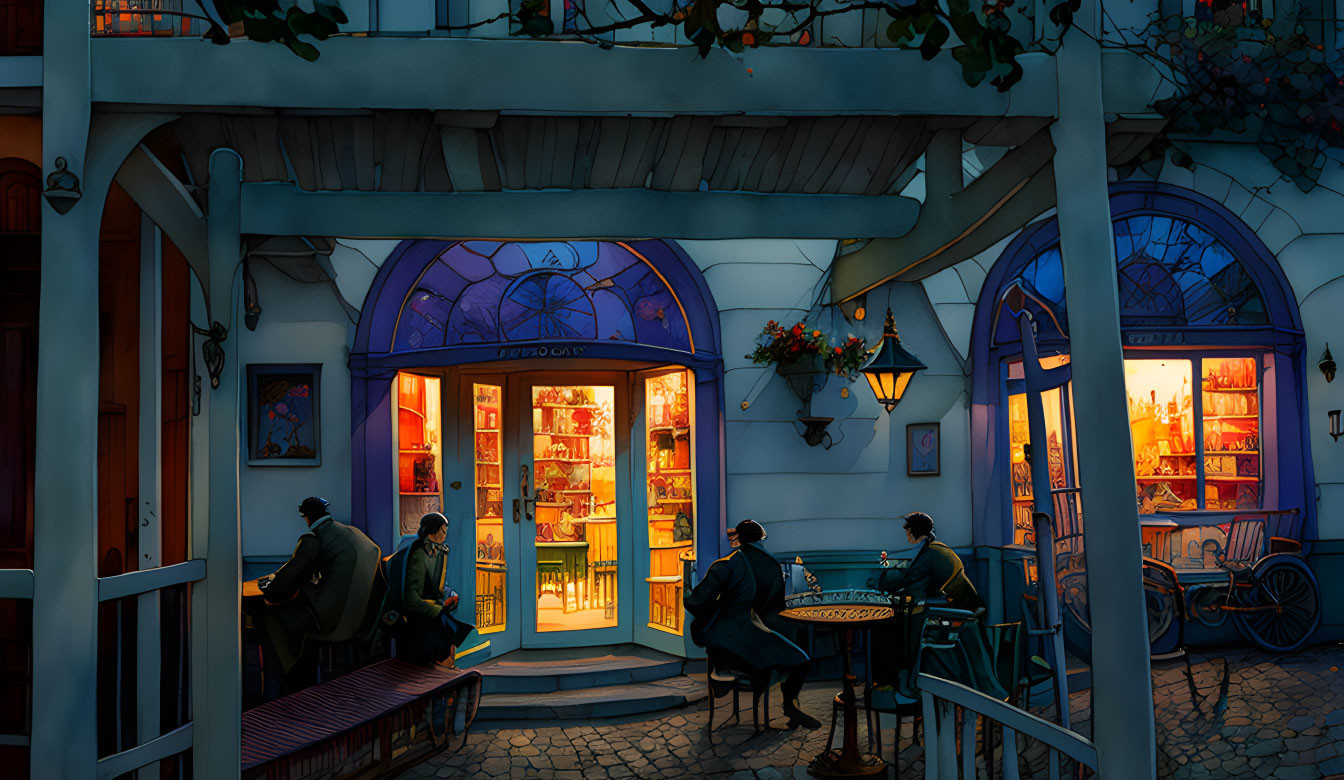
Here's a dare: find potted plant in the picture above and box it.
[747,320,868,403]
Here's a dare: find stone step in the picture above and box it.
[475,674,708,721]
[475,644,689,694]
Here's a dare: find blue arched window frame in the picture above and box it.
[347,239,725,554]
[968,183,1313,548]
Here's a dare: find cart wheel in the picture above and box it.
[1145,587,1179,655]
[1232,555,1321,653]
[1187,585,1229,628]
[1058,570,1092,663]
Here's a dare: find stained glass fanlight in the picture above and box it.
[993,214,1270,345]
[393,241,692,353]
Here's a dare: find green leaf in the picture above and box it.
[951,44,990,86]
[919,21,949,60]
[886,15,916,44]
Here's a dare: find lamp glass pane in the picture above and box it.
[892,371,915,400]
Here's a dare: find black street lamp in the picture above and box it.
[860,308,926,413]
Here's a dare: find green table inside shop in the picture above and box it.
[537,541,589,613]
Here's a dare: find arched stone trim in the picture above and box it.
[968,182,1313,547]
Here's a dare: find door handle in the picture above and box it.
[520,464,530,498]
[513,498,535,524]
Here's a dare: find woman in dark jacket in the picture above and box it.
[387,513,475,667]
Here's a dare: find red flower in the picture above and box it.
[791,325,804,337]
[834,347,843,354]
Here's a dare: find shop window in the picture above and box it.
[644,370,694,634]
[1006,381,1074,546]
[472,384,506,633]
[532,385,618,632]
[396,373,442,536]
[977,184,1307,552]
[1125,357,1262,513]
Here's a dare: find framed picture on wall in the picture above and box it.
[907,422,940,476]
[247,364,321,466]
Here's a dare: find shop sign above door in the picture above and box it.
[1125,332,1186,346]
[496,344,589,359]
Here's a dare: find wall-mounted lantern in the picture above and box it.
[1330,409,1342,442]
[1321,344,1336,383]
[860,308,926,414]
[42,157,82,215]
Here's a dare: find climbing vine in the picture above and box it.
[1139,9,1344,191]
[205,0,1081,92]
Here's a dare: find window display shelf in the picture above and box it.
[645,575,683,583]
[401,491,442,496]
[1206,450,1259,455]
[538,403,599,410]
[399,449,437,454]
[651,468,692,474]
[1202,386,1257,393]
[475,562,507,571]
[1136,476,1196,481]
[1205,415,1258,420]
[536,457,587,463]
[1207,476,1260,482]
[541,432,592,438]
[649,426,690,435]
[651,540,693,550]
[657,497,693,504]
[476,428,500,433]
[475,459,500,465]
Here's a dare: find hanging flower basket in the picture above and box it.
[747,319,868,404]
[775,353,829,403]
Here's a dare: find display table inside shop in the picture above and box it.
[536,541,590,613]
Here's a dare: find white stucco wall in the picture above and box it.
[237,262,358,558]
[675,239,974,556]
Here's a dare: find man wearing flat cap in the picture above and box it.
[684,519,821,729]
[258,496,384,696]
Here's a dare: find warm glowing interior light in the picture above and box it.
[533,385,619,633]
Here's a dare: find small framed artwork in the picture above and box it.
[247,363,321,466]
[907,422,940,476]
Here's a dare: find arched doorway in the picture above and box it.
[350,240,722,657]
[969,183,1311,561]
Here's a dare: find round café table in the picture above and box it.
[780,601,895,778]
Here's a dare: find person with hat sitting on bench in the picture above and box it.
[684,519,822,729]
[258,496,385,698]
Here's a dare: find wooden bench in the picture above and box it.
[241,659,482,779]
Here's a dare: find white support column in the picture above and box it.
[31,0,95,769]
[196,149,244,780]
[1052,0,1157,776]
[30,190,103,780]
[137,216,164,779]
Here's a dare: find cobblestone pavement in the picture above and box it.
[400,645,1344,779]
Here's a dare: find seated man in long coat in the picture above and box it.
[684,520,821,729]
[260,496,384,696]
[873,511,986,693]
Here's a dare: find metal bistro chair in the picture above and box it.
[705,657,777,738]
[854,604,980,770]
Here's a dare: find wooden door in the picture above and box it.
[0,0,42,55]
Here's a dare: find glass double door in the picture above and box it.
[466,370,634,650]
